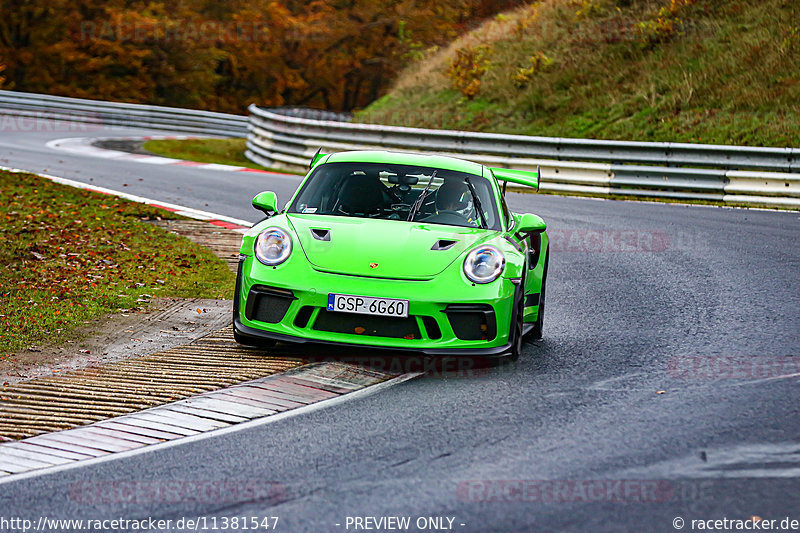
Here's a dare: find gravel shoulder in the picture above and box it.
[1,297,231,385]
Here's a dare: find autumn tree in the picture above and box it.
[0,0,519,112]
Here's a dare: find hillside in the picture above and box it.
[358,0,800,147]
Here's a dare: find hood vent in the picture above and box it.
[432,239,457,251]
[310,228,330,241]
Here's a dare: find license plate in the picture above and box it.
[327,293,409,318]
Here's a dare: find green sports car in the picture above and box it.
[233,150,548,359]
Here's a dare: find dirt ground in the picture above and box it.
[93,139,150,155]
[1,297,232,385]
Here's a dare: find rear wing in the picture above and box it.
[309,147,328,170]
[490,167,539,192]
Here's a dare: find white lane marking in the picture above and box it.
[0,164,254,230]
[0,371,421,486]
[130,155,184,165]
[45,136,302,180]
[45,137,189,164]
[200,163,247,171]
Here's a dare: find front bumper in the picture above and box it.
[234,255,517,356]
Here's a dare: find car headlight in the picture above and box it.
[254,227,292,266]
[463,245,505,284]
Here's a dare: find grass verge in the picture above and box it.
[0,169,236,360]
[142,138,296,174]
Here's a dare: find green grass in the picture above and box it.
[0,169,235,359]
[143,138,289,173]
[358,0,800,148]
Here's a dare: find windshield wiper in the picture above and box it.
[407,170,437,222]
[464,177,488,229]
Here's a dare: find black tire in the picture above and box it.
[531,251,549,340]
[508,288,525,361]
[505,263,529,361]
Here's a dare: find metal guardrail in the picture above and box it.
[245,105,800,208]
[0,91,796,208]
[0,90,247,136]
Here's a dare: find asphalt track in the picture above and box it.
[1,124,799,532]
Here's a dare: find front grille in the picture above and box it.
[444,304,496,341]
[313,309,420,339]
[245,286,295,324]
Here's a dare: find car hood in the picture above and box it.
[287,214,495,280]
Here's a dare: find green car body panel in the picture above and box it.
[233,151,548,357]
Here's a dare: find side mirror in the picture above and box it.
[516,213,546,234]
[252,191,278,216]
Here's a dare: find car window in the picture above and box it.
[289,162,500,230]
[499,188,513,231]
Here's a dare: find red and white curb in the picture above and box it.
[45,136,299,180]
[0,164,254,232]
[0,363,419,480]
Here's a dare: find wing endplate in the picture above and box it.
[490,167,539,191]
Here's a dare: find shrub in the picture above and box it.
[635,0,698,46]
[574,0,609,19]
[446,45,491,99]
[512,52,555,88]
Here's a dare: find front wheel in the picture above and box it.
[507,275,526,361]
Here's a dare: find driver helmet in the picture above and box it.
[435,179,470,212]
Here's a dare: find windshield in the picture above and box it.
[289,162,500,230]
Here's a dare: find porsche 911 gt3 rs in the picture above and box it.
[233,150,548,359]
